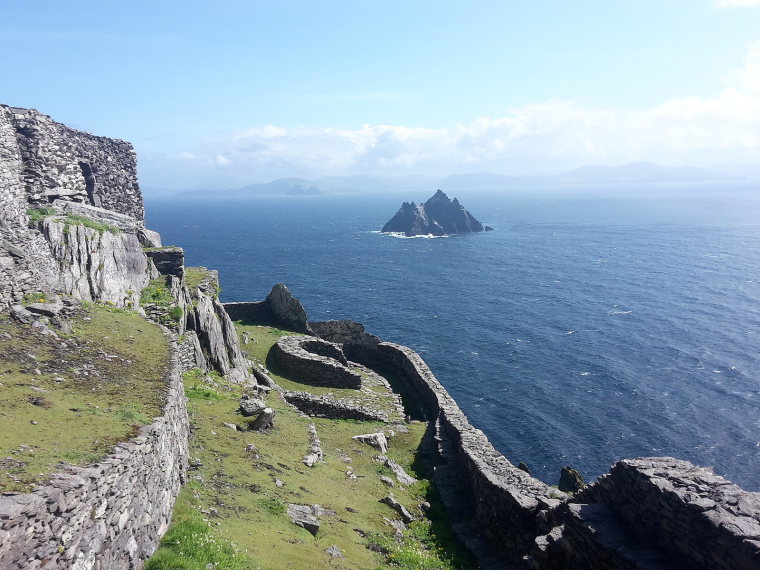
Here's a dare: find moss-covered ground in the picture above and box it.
[147,324,474,570]
[0,304,170,492]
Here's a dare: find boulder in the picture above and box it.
[25,297,63,318]
[325,545,344,558]
[239,395,266,417]
[384,458,418,486]
[287,504,320,536]
[248,408,276,431]
[10,305,35,324]
[352,433,388,454]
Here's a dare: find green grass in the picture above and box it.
[145,482,251,570]
[147,325,475,570]
[140,278,175,306]
[0,303,170,492]
[26,207,56,224]
[142,246,181,252]
[184,266,214,292]
[169,305,184,322]
[63,213,120,235]
[22,291,49,305]
[234,323,403,421]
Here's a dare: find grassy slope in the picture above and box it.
[0,304,169,492]
[239,323,403,421]
[148,324,474,570]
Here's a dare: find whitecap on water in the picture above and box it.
[377,231,450,239]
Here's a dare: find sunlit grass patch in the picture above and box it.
[0,303,169,492]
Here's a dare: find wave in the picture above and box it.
[372,230,451,239]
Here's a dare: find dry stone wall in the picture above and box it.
[223,301,273,324]
[309,319,760,569]
[564,458,760,570]
[0,104,150,307]
[271,335,362,389]
[281,390,390,422]
[0,339,189,570]
[2,105,142,218]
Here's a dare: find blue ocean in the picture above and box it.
[146,184,760,490]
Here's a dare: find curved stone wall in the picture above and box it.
[309,320,760,569]
[0,340,189,570]
[271,335,362,389]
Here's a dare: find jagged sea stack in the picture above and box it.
[381,189,485,236]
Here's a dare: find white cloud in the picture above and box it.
[715,0,760,7]
[143,41,760,187]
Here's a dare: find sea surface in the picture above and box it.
[146,184,760,490]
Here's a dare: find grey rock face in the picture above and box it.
[42,217,152,308]
[381,189,484,236]
[190,290,250,383]
[266,283,311,333]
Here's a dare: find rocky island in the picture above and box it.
[1,105,759,570]
[381,189,490,236]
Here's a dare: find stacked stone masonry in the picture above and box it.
[0,340,189,570]
[309,320,760,569]
[566,458,760,570]
[281,390,390,422]
[0,105,146,307]
[271,335,362,389]
[2,105,143,218]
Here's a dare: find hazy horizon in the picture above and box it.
[2,1,760,190]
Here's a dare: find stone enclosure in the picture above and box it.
[309,319,760,569]
[0,339,189,570]
[271,335,362,389]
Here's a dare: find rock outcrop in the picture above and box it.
[266,282,311,333]
[0,105,150,308]
[41,216,155,308]
[381,189,485,236]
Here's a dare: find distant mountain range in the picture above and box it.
[183,162,741,197]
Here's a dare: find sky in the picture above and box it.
[1,0,759,190]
